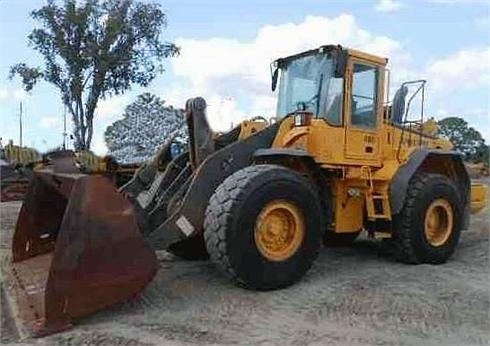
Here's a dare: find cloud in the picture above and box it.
[40,116,61,128]
[88,95,130,154]
[167,14,409,130]
[159,86,256,132]
[0,89,8,100]
[162,15,487,144]
[91,135,108,156]
[0,88,27,101]
[425,48,490,141]
[426,46,490,91]
[466,109,490,141]
[95,95,129,119]
[13,89,27,101]
[374,0,404,12]
[89,96,129,155]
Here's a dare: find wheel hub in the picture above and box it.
[424,198,453,247]
[254,200,305,261]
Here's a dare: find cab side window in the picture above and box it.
[351,64,378,128]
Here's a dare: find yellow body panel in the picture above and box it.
[271,115,458,232]
[347,48,388,66]
[238,120,268,140]
[267,47,467,235]
[331,179,364,232]
[470,183,488,214]
[272,116,295,147]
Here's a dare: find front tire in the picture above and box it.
[204,165,322,290]
[392,173,462,264]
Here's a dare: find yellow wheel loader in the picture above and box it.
[9,44,487,336]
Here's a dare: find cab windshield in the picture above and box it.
[276,53,343,125]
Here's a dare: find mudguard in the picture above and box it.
[254,148,314,160]
[389,148,470,229]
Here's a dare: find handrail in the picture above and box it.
[396,80,426,161]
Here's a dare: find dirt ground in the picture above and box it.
[1,200,489,346]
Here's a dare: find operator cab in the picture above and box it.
[271,45,388,166]
[272,45,386,124]
[273,46,346,124]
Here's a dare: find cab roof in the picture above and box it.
[274,44,388,67]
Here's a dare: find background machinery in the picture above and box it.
[0,144,139,202]
[9,44,487,336]
[0,141,41,202]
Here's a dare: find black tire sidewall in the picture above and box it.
[226,170,322,290]
[407,177,462,262]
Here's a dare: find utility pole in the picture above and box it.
[62,105,67,150]
[19,101,23,147]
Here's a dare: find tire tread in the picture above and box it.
[393,172,460,264]
[204,164,320,289]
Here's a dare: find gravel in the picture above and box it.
[1,201,489,346]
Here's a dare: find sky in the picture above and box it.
[0,0,489,154]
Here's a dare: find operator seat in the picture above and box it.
[392,85,408,124]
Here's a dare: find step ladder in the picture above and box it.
[361,166,392,221]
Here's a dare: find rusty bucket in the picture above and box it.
[10,171,158,336]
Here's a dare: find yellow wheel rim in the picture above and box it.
[254,200,305,261]
[424,198,453,247]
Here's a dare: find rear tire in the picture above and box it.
[204,165,322,290]
[392,173,462,264]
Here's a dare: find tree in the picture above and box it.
[105,93,187,164]
[438,117,487,162]
[474,144,489,165]
[9,0,179,150]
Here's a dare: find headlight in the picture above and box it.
[294,114,303,126]
[293,112,312,126]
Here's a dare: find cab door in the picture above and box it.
[344,59,382,165]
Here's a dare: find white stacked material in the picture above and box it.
[105,93,188,164]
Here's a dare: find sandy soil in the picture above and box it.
[1,200,489,346]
